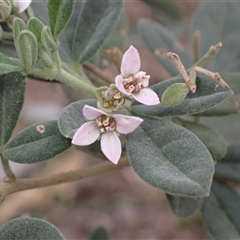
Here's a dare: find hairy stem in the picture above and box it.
[29,67,96,97]
[0,158,129,199]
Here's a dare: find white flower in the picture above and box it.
[13,0,31,13]
[72,105,143,164]
[115,45,160,105]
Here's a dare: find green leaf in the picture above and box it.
[126,117,214,197]
[58,99,97,138]
[47,0,75,39]
[131,75,233,117]
[0,72,25,150]
[138,19,192,76]
[195,72,240,116]
[3,121,71,164]
[63,0,123,63]
[15,30,38,70]
[161,83,189,107]
[13,18,26,43]
[89,226,109,240]
[215,143,240,182]
[0,53,22,74]
[201,180,240,239]
[27,17,45,43]
[166,194,204,217]
[0,217,64,240]
[173,118,227,161]
[190,2,240,72]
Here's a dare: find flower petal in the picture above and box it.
[137,71,150,87]
[121,46,141,77]
[72,121,100,146]
[83,105,107,120]
[133,88,160,105]
[101,132,121,164]
[114,114,143,134]
[115,75,131,96]
[13,0,31,13]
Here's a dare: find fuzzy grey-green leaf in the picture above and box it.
[3,120,71,163]
[15,30,38,70]
[62,0,123,63]
[47,0,75,39]
[126,117,214,197]
[13,18,26,43]
[161,83,189,107]
[27,17,45,43]
[166,194,204,217]
[0,53,22,74]
[58,99,98,138]
[131,75,233,117]
[173,118,227,161]
[0,72,25,149]
[201,180,240,239]
[0,217,64,240]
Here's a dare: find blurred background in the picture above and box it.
[0,0,215,239]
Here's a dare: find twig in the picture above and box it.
[0,158,129,200]
[167,52,196,92]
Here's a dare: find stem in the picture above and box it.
[193,42,222,68]
[83,62,113,85]
[0,156,16,181]
[167,52,196,93]
[29,67,96,97]
[0,158,129,198]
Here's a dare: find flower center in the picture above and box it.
[102,89,123,108]
[123,75,143,94]
[96,115,116,133]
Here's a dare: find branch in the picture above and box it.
[0,158,130,200]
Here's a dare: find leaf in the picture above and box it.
[201,180,240,239]
[89,226,109,240]
[126,117,214,197]
[58,99,97,138]
[0,53,22,74]
[166,194,204,217]
[13,18,26,43]
[0,72,25,150]
[195,72,240,116]
[0,217,64,240]
[3,121,71,164]
[131,75,233,117]
[15,30,38,70]
[47,0,75,39]
[190,2,240,72]
[173,118,227,161]
[62,0,123,63]
[27,17,45,43]
[215,143,240,182]
[138,19,192,76]
[161,83,189,107]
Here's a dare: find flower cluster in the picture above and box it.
[72,46,160,164]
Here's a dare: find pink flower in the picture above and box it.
[72,105,143,164]
[13,0,31,13]
[115,45,160,105]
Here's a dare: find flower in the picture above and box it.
[72,105,143,164]
[115,45,160,105]
[13,0,31,13]
[96,84,124,112]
